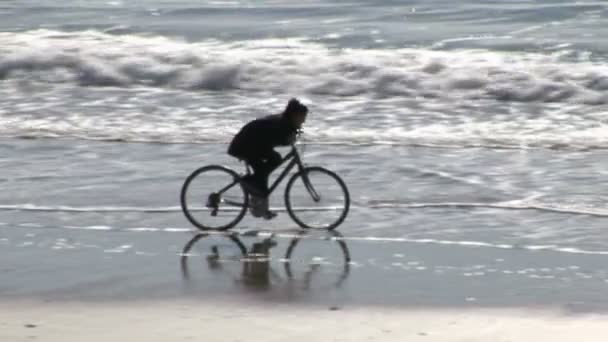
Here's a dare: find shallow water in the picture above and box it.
[1,139,608,311]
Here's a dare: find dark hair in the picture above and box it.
[283,98,308,116]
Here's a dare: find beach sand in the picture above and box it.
[2,300,608,342]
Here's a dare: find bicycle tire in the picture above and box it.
[284,166,350,230]
[180,165,248,231]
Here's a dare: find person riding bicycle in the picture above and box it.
[228,98,308,219]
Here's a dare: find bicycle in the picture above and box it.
[180,139,350,231]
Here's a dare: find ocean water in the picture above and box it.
[1,0,608,310]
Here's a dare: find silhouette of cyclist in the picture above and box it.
[228,98,308,219]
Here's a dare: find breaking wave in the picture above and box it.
[1,30,607,104]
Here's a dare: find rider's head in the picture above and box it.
[282,98,308,129]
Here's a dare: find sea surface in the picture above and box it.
[1,0,608,311]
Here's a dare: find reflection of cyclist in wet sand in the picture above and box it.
[180,231,351,291]
[241,237,279,289]
[228,98,308,219]
[198,235,279,289]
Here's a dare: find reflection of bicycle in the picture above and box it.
[284,230,351,289]
[180,231,351,289]
[180,142,350,231]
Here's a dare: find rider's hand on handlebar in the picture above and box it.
[288,130,303,145]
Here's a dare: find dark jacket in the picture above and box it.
[228,114,296,160]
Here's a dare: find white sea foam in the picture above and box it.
[365,200,608,218]
[4,199,608,217]
[1,30,607,103]
[1,30,608,149]
[7,219,608,256]
[0,204,182,213]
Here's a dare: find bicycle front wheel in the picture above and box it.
[180,165,248,231]
[285,166,350,230]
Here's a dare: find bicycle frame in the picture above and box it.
[215,145,311,206]
[267,146,305,195]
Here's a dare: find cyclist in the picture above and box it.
[228,98,308,219]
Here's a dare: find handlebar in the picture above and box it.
[289,129,304,147]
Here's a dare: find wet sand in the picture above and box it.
[2,226,608,341]
[2,225,608,309]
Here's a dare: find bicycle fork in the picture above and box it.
[301,170,321,202]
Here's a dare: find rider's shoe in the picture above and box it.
[259,196,277,220]
[262,210,277,220]
[249,196,277,220]
[249,196,265,218]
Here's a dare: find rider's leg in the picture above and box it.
[247,151,282,196]
[246,151,281,220]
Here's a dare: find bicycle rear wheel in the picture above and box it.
[180,165,248,231]
[285,166,350,230]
